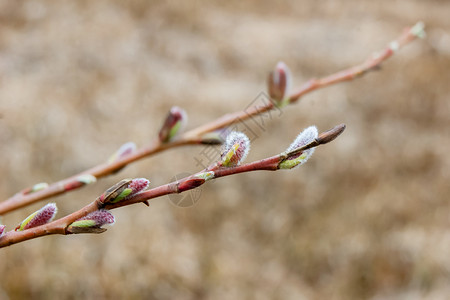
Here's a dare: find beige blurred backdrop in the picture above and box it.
[0,1,449,299]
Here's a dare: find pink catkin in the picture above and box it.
[268,61,292,103]
[23,203,57,230]
[222,132,250,166]
[235,139,249,164]
[78,210,115,226]
[159,106,187,142]
[129,178,150,194]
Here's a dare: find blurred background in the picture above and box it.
[0,0,449,299]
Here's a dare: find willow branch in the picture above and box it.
[0,125,345,248]
[0,22,424,215]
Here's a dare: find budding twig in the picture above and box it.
[0,23,423,215]
[0,125,345,248]
[280,123,347,161]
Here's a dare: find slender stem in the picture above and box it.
[0,124,345,248]
[288,23,422,103]
[0,159,275,247]
[181,103,275,140]
[109,156,282,210]
[0,138,193,214]
[0,23,423,215]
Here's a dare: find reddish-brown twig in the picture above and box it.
[0,125,345,248]
[0,22,424,215]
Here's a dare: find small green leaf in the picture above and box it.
[279,152,309,169]
[69,219,97,228]
[110,188,132,203]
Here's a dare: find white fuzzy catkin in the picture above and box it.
[281,126,318,169]
[221,131,250,167]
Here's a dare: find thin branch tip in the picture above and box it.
[280,124,345,163]
[317,124,346,145]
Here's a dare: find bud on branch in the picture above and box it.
[15,203,58,231]
[221,131,250,167]
[278,124,346,169]
[22,182,49,195]
[279,126,318,169]
[98,178,150,205]
[159,106,188,143]
[178,171,215,193]
[268,61,292,107]
[108,142,137,164]
[67,209,115,234]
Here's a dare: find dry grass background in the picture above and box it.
[0,0,449,299]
